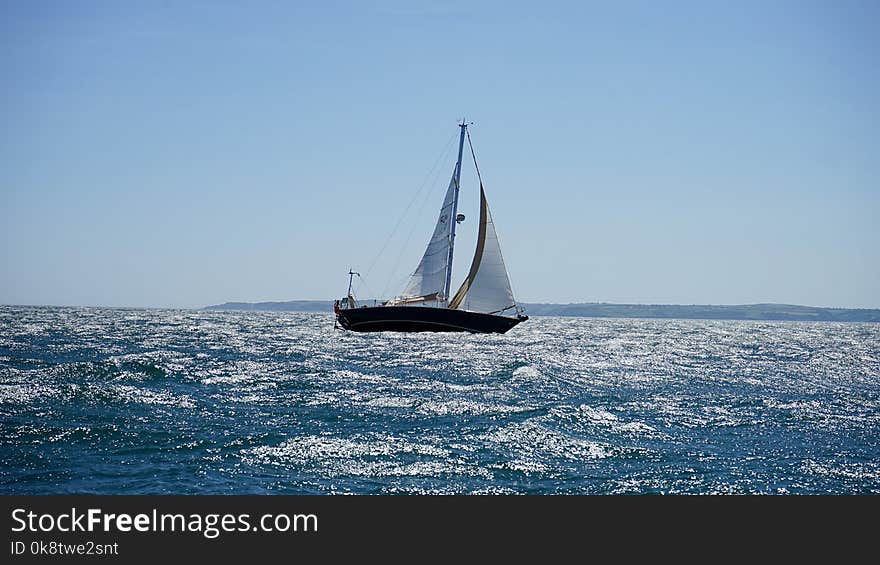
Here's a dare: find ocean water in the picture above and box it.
[1,306,878,495]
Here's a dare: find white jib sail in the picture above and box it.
[399,173,457,302]
[449,185,517,314]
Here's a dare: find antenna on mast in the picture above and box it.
[347,269,360,298]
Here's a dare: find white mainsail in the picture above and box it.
[449,184,517,314]
[398,173,458,302]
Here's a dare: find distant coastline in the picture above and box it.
[203,300,880,322]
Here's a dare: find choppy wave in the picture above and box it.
[1,306,878,494]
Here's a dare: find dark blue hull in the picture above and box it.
[336,306,527,334]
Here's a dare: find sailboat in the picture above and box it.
[334,120,528,334]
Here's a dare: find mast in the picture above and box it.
[444,119,467,303]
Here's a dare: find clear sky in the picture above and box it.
[2,0,878,309]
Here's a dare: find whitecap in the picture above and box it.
[108,384,195,409]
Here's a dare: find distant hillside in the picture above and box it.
[204,300,332,313]
[203,300,880,322]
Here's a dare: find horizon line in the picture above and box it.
[3,300,880,312]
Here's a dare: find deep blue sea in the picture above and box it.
[1,306,878,495]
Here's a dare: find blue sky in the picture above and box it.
[2,0,878,309]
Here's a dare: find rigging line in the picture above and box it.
[352,275,382,306]
[380,174,443,300]
[466,128,484,187]
[379,136,458,300]
[361,130,458,285]
[384,271,413,296]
